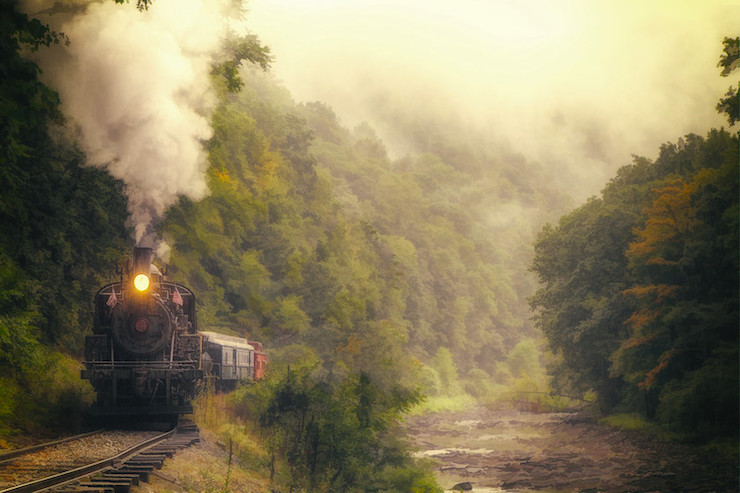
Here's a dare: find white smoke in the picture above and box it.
[28,0,237,245]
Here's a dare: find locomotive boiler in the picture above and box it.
[82,247,203,419]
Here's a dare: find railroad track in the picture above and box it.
[0,422,200,493]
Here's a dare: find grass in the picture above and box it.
[146,433,270,493]
[599,412,740,458]
[409,393,477,415]
[599,413,651,430]
[598,412,678,442]
[409,382,590,417]
[167,384,272,492]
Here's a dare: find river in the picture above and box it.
[405,406,737,492]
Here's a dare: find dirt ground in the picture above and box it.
[405,406,738,492]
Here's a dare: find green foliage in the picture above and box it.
[531,125,739,440]
[211,34,272,93]
[530,195,636,411]
[599,413,664,434]
[234,366,437,492]
[113,0,153,11]
[0,346,94,437]
[1,1,63,184]
[0,1,129,439]
[273,295,310,336]
[0,254,41,372]
[409,393,477,415]
[418,365,443,397]
[463,368,494,399]
[431,347,459,392]
[506,339,543,380]
[159,63,571,486]
[655,349,738,440]
[716,36,739,126]
[0,1,130,352]
[491,362,513,385]
[296,98,569,375]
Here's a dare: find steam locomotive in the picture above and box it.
[82,247,265,420]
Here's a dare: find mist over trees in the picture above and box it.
[530,36,739,441]
[160,65,570,379]
[153,62,573,486]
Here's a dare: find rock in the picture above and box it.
[451,482,473,491]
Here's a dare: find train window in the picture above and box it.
[237,350,247,365]
[223,348,230,364]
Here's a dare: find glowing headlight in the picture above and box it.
[133,273,150,292]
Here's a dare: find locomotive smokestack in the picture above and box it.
[133,247,153,275]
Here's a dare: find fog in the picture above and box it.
[247,0,738,200]
[22,0,739,238]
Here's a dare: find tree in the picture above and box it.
[716,36,739,126]
[531,127,738,440]
[530,196,638,412]
[0,1,130,351]
[0,1,64,185]
[617,160,738,435]
[240,366,433,492]
[0,2,129,436]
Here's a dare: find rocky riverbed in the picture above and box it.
[406,406,738,492]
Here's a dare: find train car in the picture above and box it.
[251,340,267,380]
[200,331,267,389]
[82,247,203,419]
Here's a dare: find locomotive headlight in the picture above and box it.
[133,273,150,292]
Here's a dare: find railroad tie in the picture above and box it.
[55,487,115,493]
[99,472,140,485]
[122,458,164,469]
[115,466,151,481]
[137,452,170,459]
[78,479,131,493]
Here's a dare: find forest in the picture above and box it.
[531,39,738,442]
[0,0,737,490]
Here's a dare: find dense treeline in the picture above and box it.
[298,101,570,373]
[158,67,568,487]
[162,69,569,376]
[0,1,131,435]
[2,0,565,486]
[160,74,443,488]
[530,37,739,442]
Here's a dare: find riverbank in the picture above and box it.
[406,406,738,492]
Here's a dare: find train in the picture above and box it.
[81,247,266,420]
[200,331,267,388]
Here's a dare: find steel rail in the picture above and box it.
[0,428,175,493]
[0,430,103,464]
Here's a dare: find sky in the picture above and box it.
[246,0,739,199]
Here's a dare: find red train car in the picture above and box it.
[250,340,267,380]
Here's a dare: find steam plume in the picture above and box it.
[29,0,236,246]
